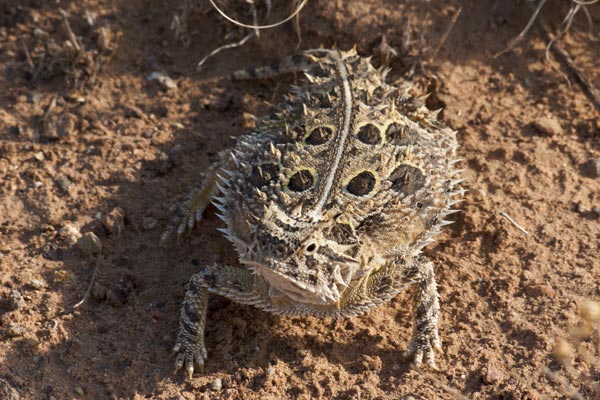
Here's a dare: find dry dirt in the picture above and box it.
[1,1,599,399]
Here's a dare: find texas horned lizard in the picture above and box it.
[165,48,462,378]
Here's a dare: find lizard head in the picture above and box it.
[240,203,361,306]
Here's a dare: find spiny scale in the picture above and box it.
[168,48,462,378]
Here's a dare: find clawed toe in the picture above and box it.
[173,341,206,379]
[403,333,442,370]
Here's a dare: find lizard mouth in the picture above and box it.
[242,260,347,306]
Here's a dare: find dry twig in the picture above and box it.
[193,0,308,68]
[495,0,600,113]
[72,256,101,309]
[494,0,548,58]
[59,9,83,52]
[208,0,308,30]
[498,211,529,236]
[528,2,600,113]
[428,7,463,62]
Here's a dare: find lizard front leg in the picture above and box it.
[173,264,268,378]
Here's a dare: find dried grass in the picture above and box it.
[496,0,600,112]
[172,0,307,68]
[23,8,120,89]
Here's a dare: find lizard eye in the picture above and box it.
[304,242,318,255]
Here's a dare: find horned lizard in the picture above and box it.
[164,48,462,378]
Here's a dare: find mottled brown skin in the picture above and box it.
[163,48,462,378]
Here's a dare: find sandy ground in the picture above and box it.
[1,1,599,399]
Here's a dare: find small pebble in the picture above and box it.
[77,232,102,255]
[483,364,505,384]
[55,176,73,194]
[141,129,154,138]
[574,202,587,214]
[74,386,84,396]
[28,278,47,290]
[531,116,563,136]
[210,378,223,391]
[8,290,25,310]
[58,224,81,247]
[147,71,178,91]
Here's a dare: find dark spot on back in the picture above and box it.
[386,122,412,146]
[389,164,425,195]
[249,163,280,187]
[347,171,376,196]
[288,169,314,192]
[305,126,332,145]
[356,124,381,145]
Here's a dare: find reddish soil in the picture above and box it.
[1,1,599,399]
